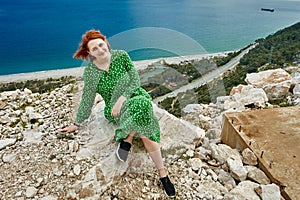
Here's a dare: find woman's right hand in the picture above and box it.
[57,124,78,133]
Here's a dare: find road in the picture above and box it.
[153,44,257,104]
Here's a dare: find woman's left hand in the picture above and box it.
[111,96,127,117]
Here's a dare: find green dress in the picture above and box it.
[75,50,160,143]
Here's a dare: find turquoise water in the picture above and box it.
[0,0,299,75]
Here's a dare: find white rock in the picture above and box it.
[293,84,300,97]
[25,186,38,198]
[68,141,80,153]
[218,169,236,191]
[144,179,150,186]
[23,130,44,143]
[216,96,233,110]
[205,128,221,140]
[196,146,211,160]
[14,110,22,116]
[224,180,260,200]
[24,88,32,95]
[186,149,194,157]
[1,90,19,100]
[40,195,58,200]
[255,183,280,200]
[35,99,41,105]
[206,168,218,181]
[245,166,270,184]
[25,106,35,115]
[293,97,300,105]
[264,80,292,100]
[245,68,292,87]
[15,190,22,197]
[54,169,63,177]
[29,112,43,122]
[27,98,33,104]
[0,138,16,150]
[242,148,258,166]
[189,158,204,171]
[73,164,81,176]
[2,152,17,163]
[227,155,247,181]
[245,69,292,100]
[0,116,11,124]
[209,143,240,164]
[188,168,199,180]
[36,178,44,187]
[292,73,300,84]
[155,103,206,149]
[199,114,211,122]
[182,104,203,115]
[230,84,268,108]
[196,179,228,197]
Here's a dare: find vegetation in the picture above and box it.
[213,44,251,67]
[148,85,172,99]
[223,66,248,95]
[159,21,300,117]
[240,22,300,70]
[167,62,202,82]
[140,59,218,99]
[0,76,77,93]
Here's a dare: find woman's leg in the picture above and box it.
[140,135,166,177]
[124,131,135,144]
[140,135,176,197]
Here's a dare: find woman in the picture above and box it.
[58,30,176,197]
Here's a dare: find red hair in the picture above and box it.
[73,30,111,60]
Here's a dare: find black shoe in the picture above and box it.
[160,176,176,197]
[116,140,132,162]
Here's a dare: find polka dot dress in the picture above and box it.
[75,50,160,143]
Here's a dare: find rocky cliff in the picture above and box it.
[0,67,299,199]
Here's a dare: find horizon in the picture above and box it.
[0,0,300,75]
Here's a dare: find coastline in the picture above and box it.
[0,52,228,84]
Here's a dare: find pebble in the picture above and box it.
[73,164,81,176]
[2,152,17,163]
[25,186,38,198]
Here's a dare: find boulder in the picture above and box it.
[255,183,281,200]
[72,100,206,198]
[230,84,268,108]
[245,69,291,87]
[242,148,258,166]
[227,154,247,181]
[224,181,260,200]
[209,143,240,165]
[218,169,236,191]
[245,69,292,100]
[291,71,300,85]
[293,83,300,98]
[244,166,270,185]
[216,84,268,111]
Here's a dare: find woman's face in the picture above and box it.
[87,38,110,60]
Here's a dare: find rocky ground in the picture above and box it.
[1,67,299,199]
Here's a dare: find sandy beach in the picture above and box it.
[0,52,228,84]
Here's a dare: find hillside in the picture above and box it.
[159,21,300,117]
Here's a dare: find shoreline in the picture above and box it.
[0,52,229,84]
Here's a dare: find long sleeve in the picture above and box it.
[122,52,141,99]
[75,65,100,123]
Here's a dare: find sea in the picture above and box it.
[0,0,299,75]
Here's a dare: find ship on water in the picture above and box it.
[261,8,275,12]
